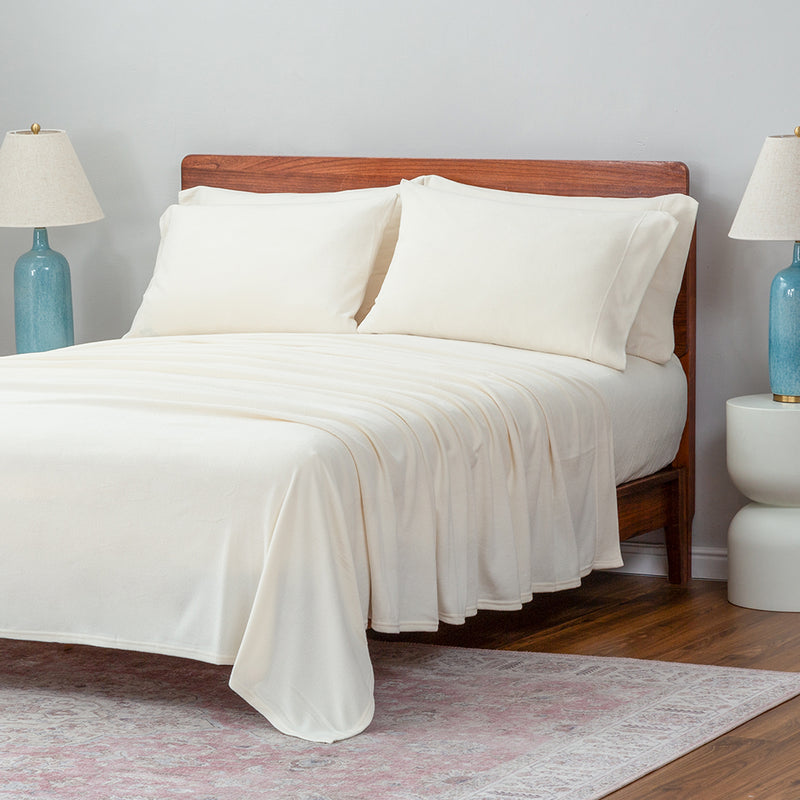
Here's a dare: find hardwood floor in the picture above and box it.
[372,571,800,799]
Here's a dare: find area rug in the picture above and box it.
[2,639,800,800]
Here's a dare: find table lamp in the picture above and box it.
[0,124,104,353]
[729,128,800,402]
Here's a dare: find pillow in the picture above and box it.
[127,193,397,337]
[420,175,698,364]
[358,181,678,370]
[179,182,421,323]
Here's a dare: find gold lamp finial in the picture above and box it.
[794,125,800,138]
[30,123,40,135]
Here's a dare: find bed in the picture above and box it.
[0,155,697,742]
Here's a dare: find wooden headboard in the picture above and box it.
[181,154,696,583]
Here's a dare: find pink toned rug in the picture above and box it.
[2,639,799,800]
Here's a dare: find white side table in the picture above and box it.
[727,394,800,611]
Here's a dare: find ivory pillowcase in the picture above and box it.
[127,193,396,337]
[421,175,698,364]
[359,181,678,370]
[178,183,418,323]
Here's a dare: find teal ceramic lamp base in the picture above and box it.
[14,227,75,354]
[769,241,800,402]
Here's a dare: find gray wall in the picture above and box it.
[2,0,796,566]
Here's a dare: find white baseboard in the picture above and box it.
[613,541,728,582]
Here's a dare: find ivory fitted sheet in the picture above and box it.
[0,333,681,742]
[577,352,686,484]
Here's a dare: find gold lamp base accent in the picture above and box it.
[773,394,800,403]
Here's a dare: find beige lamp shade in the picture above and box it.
[729,134,800,241]
[0,128,104,228]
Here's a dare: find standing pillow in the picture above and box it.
[359,181,678,370]
[127,193,397,337]
[179,182,422,323]
[421,174,698,364]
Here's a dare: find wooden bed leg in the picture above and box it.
[664,467,691,585]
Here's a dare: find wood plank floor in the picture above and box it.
[371,571,800,799]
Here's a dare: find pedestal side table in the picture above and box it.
[727,394,800,611]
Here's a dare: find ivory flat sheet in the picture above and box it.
[0,333,631,741]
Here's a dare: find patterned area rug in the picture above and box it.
[2,639,800,800]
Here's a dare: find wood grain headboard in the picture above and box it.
[181,154,696,584]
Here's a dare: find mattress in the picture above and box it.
[0,333,684,741]
[575,352,686,484]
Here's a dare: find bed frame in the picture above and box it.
[181,155,696,585]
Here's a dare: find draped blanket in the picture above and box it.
[0,333,621,741]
